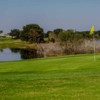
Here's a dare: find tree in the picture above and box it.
[20,24,44,42]
[9,29,20,39]
[78,31,90,39]
[45,31,52,38]
[95,30,100,39]
[58,31,67,42]
[58,29,82,42]
[0,30,3,34]
[28,29,40,43]
[49,32,57,43]
[54,29,63,36]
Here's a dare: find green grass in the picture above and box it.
[0,54,100,100]
[0,38,30,49]
[0,38,15,41]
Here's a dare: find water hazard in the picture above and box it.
[0,48,44,62]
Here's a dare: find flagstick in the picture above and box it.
[93,32,96,61]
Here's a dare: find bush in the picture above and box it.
[58,30,83,42]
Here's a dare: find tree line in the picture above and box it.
[1,24,100,43]
[0,30,3,34]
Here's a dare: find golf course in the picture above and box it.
[0,54,100,100]
[1,0,100,99]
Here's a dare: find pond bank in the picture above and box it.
[0,39,32,49]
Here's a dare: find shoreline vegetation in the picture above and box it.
[1,38,100,57]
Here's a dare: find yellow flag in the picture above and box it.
[90,25,94,35]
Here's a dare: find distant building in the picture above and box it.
[0,34,11,38]
[5,34,12,38]
[0,34,6,38]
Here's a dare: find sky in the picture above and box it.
[0,0,100,33]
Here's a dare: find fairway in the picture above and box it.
[0,54,100,100]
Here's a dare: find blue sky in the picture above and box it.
[0,0,100,33]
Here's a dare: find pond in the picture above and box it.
[90,40,100,43]
[0,48,44,62]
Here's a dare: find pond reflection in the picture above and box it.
[0,49,3,52]
[0,48,44,61]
